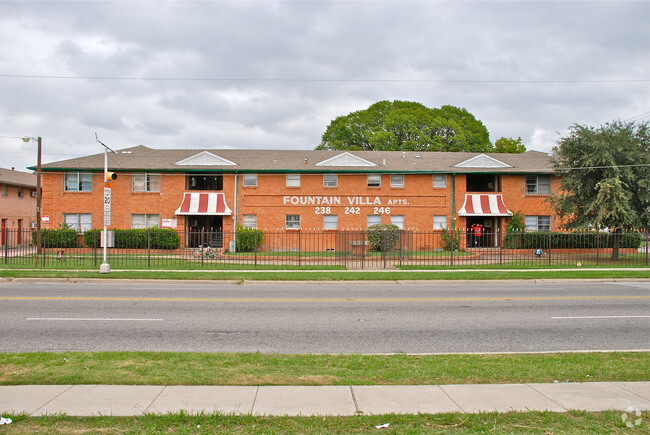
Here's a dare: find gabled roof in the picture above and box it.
[0,167,36,188]
[453,154,512,168]
[315,152,377,167]
[37,147,554,174]
[174,151,237,166]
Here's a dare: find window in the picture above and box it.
[367,215,381,227]
[243,174,257,187]
[323,214,337,230]
[1,185,6,197]
[132,173,160,192]
[17,187,23,198]
[131,214,159,229]
[323,174,338,187]
[242,214,257,229]
[286,214,300,230]
[390,174,404,188]
[433,174,447,188]
[187,174,223,190]
[525,175,550,195]
[391,215,404,230]
[63,213,92,232]
[525,215,551,232]
[367,174,381,187]
[286,174,301,188]
[65,172,92,192]
[433,215,447,229]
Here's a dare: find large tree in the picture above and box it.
[317,100,493,152]
[494,136,526,153]
[550,120,650,258]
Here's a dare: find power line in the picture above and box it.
[0,73,647,84]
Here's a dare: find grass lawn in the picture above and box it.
[2,410,648,434]
[2,352,648,386]
[2,353,648,432]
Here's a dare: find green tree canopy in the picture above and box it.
[317,100,493,152]
[550,120,650,232]
[494,136,526,153]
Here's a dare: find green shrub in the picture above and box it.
[440,227,462,251]
[31,229,79,248]
[503,212,525,248]
[366,224,400,252]
[235,225,264,252]
[83,228,180,249]
[83,229,102,248]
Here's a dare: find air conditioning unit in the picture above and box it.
[30,191,37,198]
[30,222,37,229]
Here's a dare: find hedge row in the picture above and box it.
[503,231,642,249]
[84,229,181,249]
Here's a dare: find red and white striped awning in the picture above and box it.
[458,194,512,217]
[174,192,232,216]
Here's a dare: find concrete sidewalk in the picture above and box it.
[1,382,648,417]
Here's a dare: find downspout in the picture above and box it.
[450,173,456,263]
[233,172,239,252]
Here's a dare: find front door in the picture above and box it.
[1,219,6,245]
[187,216,223,248]
[17,219,22,245]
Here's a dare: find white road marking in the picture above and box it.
[552,315,650,319]
[28,318,164,321]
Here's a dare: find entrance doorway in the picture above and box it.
[466,217,499,248]
[1,219,6,245]
[186,215,223,248]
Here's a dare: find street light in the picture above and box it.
[95,134,118,273]
[22,136,42,266]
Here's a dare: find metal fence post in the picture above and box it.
[548,229,553,266]
[298,230,301,267]
[3,227,7,264]
[147,228,151,269]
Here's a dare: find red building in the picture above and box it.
[37,147,558,250]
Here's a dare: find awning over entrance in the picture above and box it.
[458,194,512,217]
[174,192,232,216]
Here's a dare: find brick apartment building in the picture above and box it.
[35,147,558,249]
[0,167,37,247]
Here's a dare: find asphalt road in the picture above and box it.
[1,279,648,353]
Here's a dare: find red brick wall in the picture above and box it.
[41,171,557,238]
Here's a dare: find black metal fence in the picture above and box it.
[1,227,648,269]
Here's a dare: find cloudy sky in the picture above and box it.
[1,0,648,171]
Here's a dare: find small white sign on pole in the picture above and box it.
[103,187,111,226]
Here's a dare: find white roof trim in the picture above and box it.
[174,151,238,166]
[453,154,512,168]
[315,152,377,167]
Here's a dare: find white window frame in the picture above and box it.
[323,214,338,230]
[286,214,300,230]
[64,172,92,192]
[131,214,160,229]
[242,214,257,229]
[286,174,301,188]
[132,173,161,192]
[525,175,551,195]
[243,174,258,187]
[525,215,551,232]
[367,174,381,187]
[367,215,381,227]
[433,174,447,188]
[323,174,338,187]
[63,213,92,232]
[433,215,447,230]
[390,174,404,188]
[391,215,404,230]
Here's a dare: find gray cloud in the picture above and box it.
[0,0,647,170]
